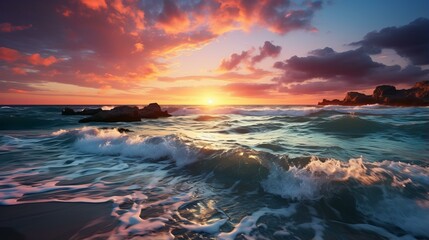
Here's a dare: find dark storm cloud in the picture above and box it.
[351,18,429,65]
[274,47,429,94]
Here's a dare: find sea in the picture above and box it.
[0,105,428,240]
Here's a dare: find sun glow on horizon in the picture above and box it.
[206,98,215,105]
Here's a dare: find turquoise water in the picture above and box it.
[0,105,428,239]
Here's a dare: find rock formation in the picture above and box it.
[61,107,102,115]
[139,103,171,118]
[318,81,429,106]
[64,103,171,123]
[79,106,140,123]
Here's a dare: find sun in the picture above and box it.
[206,98,214,105]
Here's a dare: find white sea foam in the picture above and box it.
[101,105,115,110]
[261,157,429,200]
[180,219,228,234]
[52,129,69,136]
[217,205,296,240]
[73,128,198,167]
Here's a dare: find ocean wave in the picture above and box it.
[261,156,429,200]
[168,105,428,117]
[311,115,387,135]
[169,106,322,117]
[68,127,199,167]
[322,105,423,115]
[53,127,429,191]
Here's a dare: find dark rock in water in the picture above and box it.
[62,107,75,115]
[76,103,171,123]
[318,99,342,105]
[372,85,397,101]
[98,127,133,133]
[318,81,429,106]
[62,107,102,115]
[79,106,140,123]
[80,108,103,115]
[139,103,171,118]
[343,92,376,105]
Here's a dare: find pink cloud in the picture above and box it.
[0,0,322,96]
[0,23,32,32]
[252,41,282,64]
[156,0,190,34]
[219,51,251,71]
[11,67,27,75]
[79,0,107,10]
[219,41,282,71]
[0,47,20,62]
[27,54,59,66]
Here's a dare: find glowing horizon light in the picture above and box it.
[207,98,214,105]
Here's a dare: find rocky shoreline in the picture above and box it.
[318,81,429,106]
[62,103,171,123]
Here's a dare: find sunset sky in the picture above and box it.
[1,0,428,105]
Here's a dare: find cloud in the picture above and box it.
[258,1,321,34]
[0,47,59,66]
[0,23,32,32]
[156,0,190,34]
[219,41,282,71]
[141,0,323,35]
[252,41,282,64]
[79,0,107,10]
[271,19,429,95]
[27,53,59,66]
[0,0,322,95]
[351,18,429,65]
[11,67,28,75]
[219,51,251,71]
[274,47,429,94]
[0,47,20,62]
[0,80,40,93]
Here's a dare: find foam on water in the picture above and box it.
[262,157,429,200]
[70,127,199,167]
[217,206,297,240]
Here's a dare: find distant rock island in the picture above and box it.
[62,103,171,123]
[318,81,429,106]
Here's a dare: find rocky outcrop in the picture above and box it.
[79,106,140,123]
[62,107,102,115]
[69,103,171,123]
[318,81,429,106]
[344,92,376,105]
[138,103,171,118]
